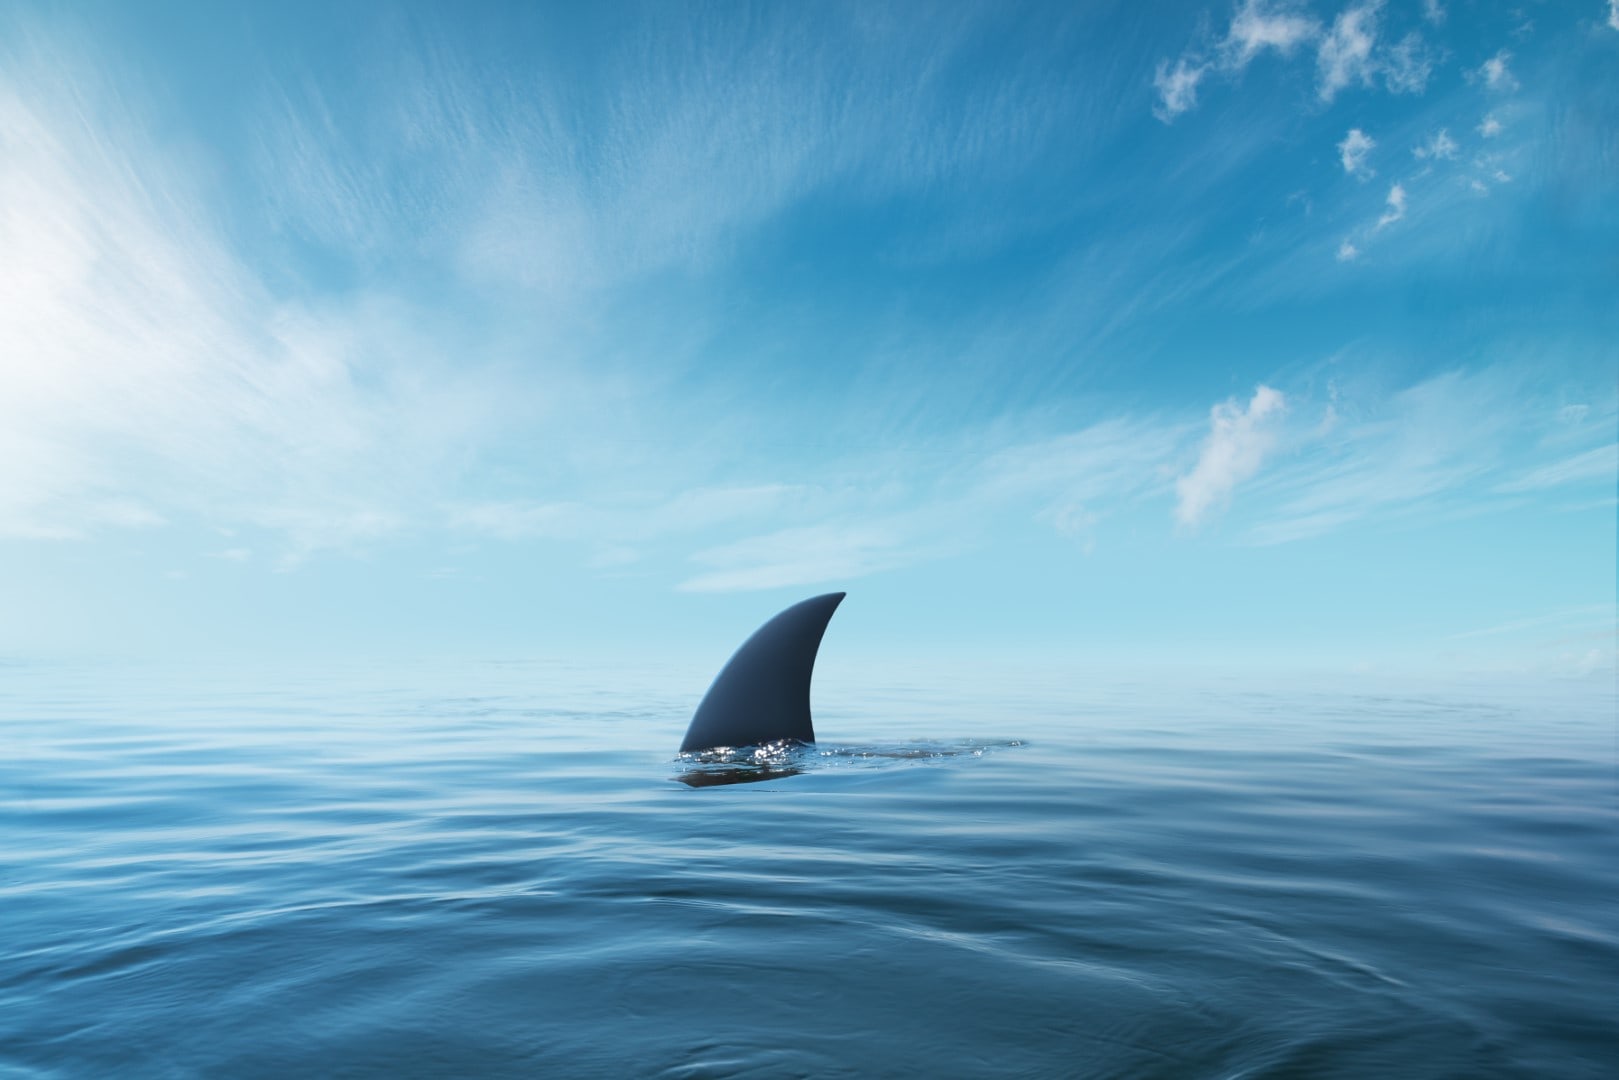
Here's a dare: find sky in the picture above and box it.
[2,0,1615,678]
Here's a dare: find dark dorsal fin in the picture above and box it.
[679,592,845,753]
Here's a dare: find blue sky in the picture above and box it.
[2,0,1614,676]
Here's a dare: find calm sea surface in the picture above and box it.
[2,659,1614,1078]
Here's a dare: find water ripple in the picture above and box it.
[1,663,1614,1077]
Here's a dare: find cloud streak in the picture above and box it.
[3,7,1607,620]
[0,42,511,553]
[679,521,924,593]
[1495,444,1619,492]
[1239,368,1600,546]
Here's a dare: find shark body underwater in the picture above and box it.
[679,591,845,755]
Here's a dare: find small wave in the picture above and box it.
[672,738,1023,787]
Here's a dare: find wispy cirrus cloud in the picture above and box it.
[668,418,1190,587]
[678,521,927,593]
[7,10,1114,562]
[1443,602,1617,678]
[0,48,497,549]
[543,367,1611,590]
[668,413,1191,592]
[451,485,807,570]
[1494,443,1619,492]
[972,415,1191,538]
[293,6,1101,297]
[5,6,1606,616]
[1447,604,1614,641]
[1241,368,1613,546]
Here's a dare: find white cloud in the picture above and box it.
[1153,1,1319,121]
[1381,32,1434,95]
[1478,113,1503,138]
[1153,57,1208,122]
[1479,50,1519,92]
[1376,182,1407,228]
[1423,0,1446,26]
[1413,129,1459,160]
[1317,3,1381,102]
[1157,0,1438,115]
[1175,386,1287,526]
[1338,128,1377,178]
[1609,0,1619,32]
[1336,239,1361,261]
[1223,0,1320,66]
[1159,0,1431,114]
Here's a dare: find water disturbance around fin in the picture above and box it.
[679,592,846,754]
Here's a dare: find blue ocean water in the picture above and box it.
[2,659,1614,1078]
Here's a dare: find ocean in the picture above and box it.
[2,658,1614,1078]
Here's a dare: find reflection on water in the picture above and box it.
[674,764,802,787]
[2,661,1615,1078]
